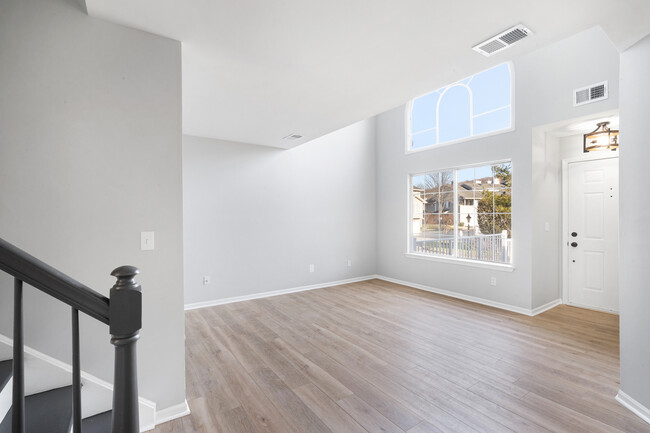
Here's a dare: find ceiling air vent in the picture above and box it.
[282,134,303,140]
[472,24,532,57]
[574,81,608,106]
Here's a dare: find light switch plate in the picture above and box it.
[141,231,155,250]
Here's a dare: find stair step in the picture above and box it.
[82,410,112,433]
[0,361,11,391]
[0,386,72,433]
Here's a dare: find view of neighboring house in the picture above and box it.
[412,175,509,234]
[457,176,507,232]
[412,187,425,234]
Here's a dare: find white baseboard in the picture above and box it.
[184,274,563,317]
[153,400,191,427]
[375,276,560,317]
[530,298,563,316]
[616,390,650,425]
[184,275,377,310]
[0,335,156,432]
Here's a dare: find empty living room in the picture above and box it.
[1,0,650,432]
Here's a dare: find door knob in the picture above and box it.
[571,232,577,237]
[571,242,578,247]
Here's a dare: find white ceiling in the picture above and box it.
[84,0,650,149]
[550,114,620,138]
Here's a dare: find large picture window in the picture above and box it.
[410,161,512,264]
[409,63,512,151]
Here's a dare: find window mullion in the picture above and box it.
[454,169,459,258]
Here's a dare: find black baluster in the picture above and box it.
[72,308,82,433]
[13,278,25,433]
[109,266,142,433]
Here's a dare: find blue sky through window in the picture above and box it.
[410,63,512,150]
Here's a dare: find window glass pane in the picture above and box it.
[411,183,425,236]
[477,213,495,235]
[412,174,426,190]
[411,92,439,133]
[424,214,439,234]
[412,129,437,149]
[476,190,494,214]
[474,165,492,181]
[440,213,455,237]
[458,188,474,226]
[439,170,454,194]
[495,214,512,236]
[492,162,512,187]
[473,107,511,135]
[423,216,440,254]
[457,167,475,190]
[438,86,471,143]
[470,63,511,114]
[459,211,478,234]
[495,189,511,214]
[435,237,454,256]
[424,193,439,213]
[424,173,439,194]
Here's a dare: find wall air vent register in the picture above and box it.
[574,81,608,106]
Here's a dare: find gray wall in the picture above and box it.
[619,33,650,411]
[183,119,377,305]
[375,27,619,310]
[0,0,186,410]
[531,131,562,307]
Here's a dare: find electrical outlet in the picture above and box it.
[347,259,352,267]
[203,276,211,285]
[309,264,315,273]
[490,277,497,286]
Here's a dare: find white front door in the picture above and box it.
[567,156,619,312]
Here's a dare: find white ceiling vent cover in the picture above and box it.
[574,81,608,106]
[473,24,532,57]
[282,133,303,140]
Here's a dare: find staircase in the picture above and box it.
[0,238,143,433]
[0,359,112,433]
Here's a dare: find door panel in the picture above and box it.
[567,157,619,312]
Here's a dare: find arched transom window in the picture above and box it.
[409,63,512,151]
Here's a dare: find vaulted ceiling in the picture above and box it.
[85,0,650,148]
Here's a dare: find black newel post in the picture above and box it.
[109,266,142,433]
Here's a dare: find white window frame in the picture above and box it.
[405,160,514,271]
[405,62,516,155]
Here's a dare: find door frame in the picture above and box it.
[561,151,619,311]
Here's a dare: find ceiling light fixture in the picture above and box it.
[583,121,619,153]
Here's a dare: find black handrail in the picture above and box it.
[0,237,141,433]
[0,238,109,324]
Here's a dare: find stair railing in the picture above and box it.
[0,237,142,433]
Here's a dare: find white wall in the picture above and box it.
[619,33,650,413]
[183,119,377,305]
[375,27,619,310]
[0,0,185,411]
[559,134,586,159]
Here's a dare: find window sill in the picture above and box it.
[404,252,515,272]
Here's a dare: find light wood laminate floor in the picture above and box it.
[153,279,650,433]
